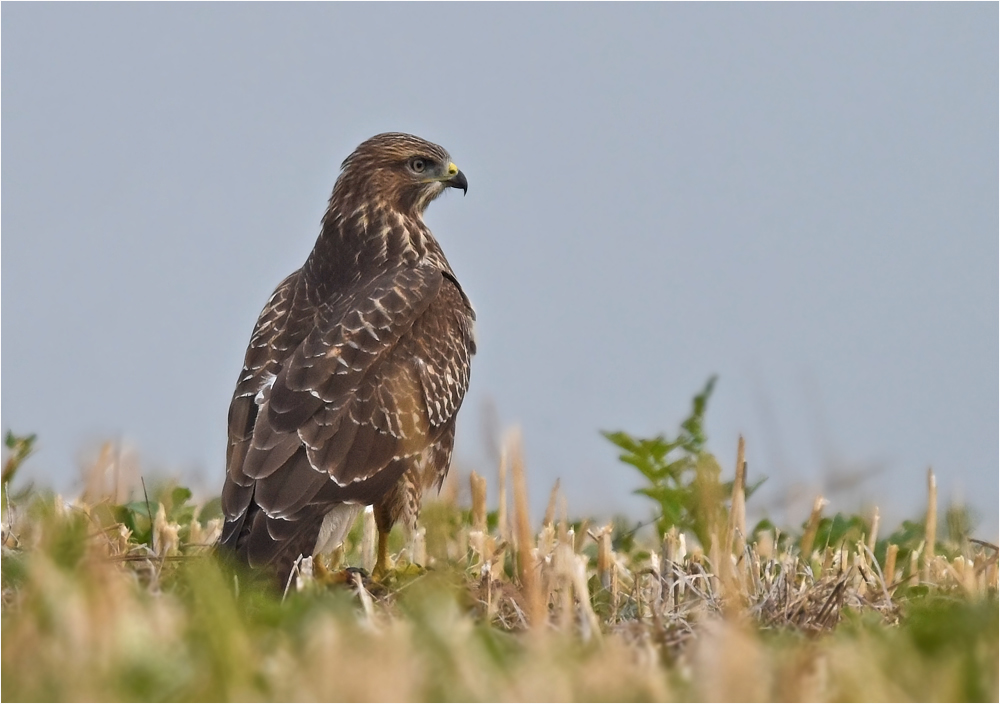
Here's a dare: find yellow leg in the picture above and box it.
[312,554,330,581]
[373,528,391,579]
[330,544,345,571]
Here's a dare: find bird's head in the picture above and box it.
[336,132,468,215]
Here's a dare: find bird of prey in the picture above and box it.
[218,133,475,587]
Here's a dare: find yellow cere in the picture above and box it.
[448,162,459,176]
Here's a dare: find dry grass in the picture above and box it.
[2,434,997,702]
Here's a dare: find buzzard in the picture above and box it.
[219,133,475,586]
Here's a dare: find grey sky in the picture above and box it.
[3,4,997,537]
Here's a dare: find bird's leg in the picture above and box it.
[330,544,345,571]
[313,554,329,577]
[372,502,398,580]
[373,527,391,579]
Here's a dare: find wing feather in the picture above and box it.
[222,266,450,556]
[410,281,476,427]
[221,257,474,578]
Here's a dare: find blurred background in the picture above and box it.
[3,4,996,536]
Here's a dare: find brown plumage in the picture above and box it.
[218,133,475,586]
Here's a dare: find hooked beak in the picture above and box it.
[443,162,468,195]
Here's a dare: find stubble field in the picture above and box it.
[2,408,997,702]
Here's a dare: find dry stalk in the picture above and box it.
[800,496,827,557]
[543,479,560,527]
[507,429,544,631]
[469,471,487,532]
[883,544,899,590]
[907,546,921,587]
[497,445,509,543]
[728,435,747,557]
[867,507,880,554]
[596,524,613,590]
[923,468,937,581]
[571,551,602,641]
[352,571,376,628]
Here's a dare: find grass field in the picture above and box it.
[2,425,997,702]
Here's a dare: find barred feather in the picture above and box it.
[219,133,475,585]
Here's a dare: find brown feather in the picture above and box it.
[218,133,475,586]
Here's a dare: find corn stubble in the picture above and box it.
[1,435,997,702]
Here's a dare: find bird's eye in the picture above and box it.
[409,158,427,173]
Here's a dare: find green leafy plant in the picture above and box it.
[811,512,869,553]
[603,377,764,548]
[1,429,996,702]
[2,432,37,509]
